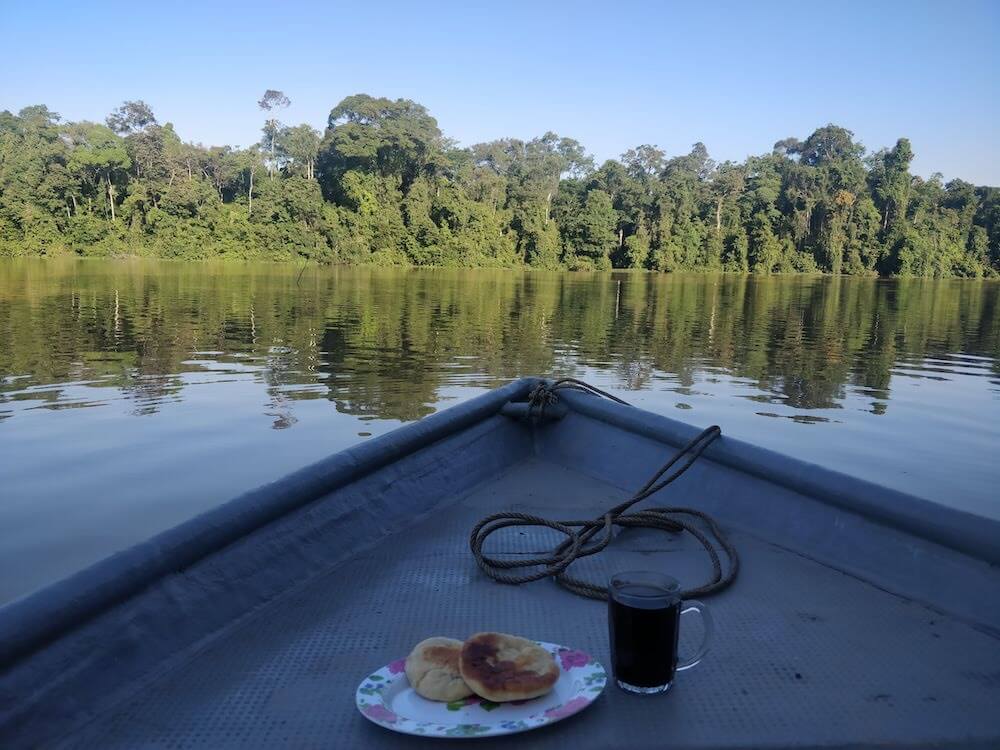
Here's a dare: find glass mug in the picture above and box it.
[608,571,714,694]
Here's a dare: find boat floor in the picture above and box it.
[65,457,1000,749]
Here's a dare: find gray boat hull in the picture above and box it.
[2,377,998,748]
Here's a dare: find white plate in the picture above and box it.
[355,641,607,738]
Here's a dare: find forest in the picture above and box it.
[1,92,998,277]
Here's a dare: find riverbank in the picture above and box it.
[4,101,998,278]
[7,249,1000,281]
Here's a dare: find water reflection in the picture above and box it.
[0,259,998,601]
[3,262,996,423]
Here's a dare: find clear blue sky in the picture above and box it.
[4,0,998,184]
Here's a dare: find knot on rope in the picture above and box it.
[526,377,628,422]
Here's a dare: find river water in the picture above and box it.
[1,259,998,603]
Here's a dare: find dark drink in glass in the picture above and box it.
[608,571,713,694]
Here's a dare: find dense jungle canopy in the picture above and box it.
[1,93,997,276]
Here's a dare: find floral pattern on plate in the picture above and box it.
[355,641,606,738]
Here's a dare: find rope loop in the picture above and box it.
[470,379,739,600]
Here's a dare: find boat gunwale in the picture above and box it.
[557,387,1000,566]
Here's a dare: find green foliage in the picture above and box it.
[0,100,996,276]
[563,189,617,269]
[106,100,156,135]
[622,222,650,269]
[318,94,444,191]
[749,213,783,273]
[277,124,321,179]
[723,229,750,272]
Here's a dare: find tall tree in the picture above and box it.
[65,123,131,222]
[258,89,291,179]
[318,94,444,192]
[711,162,746,236]
[231,148,263,217]
[277,124,321,179]
[871,138,914,233]
[106,100,157,135]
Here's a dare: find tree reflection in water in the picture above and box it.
[1,260,998,424]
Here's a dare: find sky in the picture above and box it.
[3,0,999,184]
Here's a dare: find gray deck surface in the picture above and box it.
[64,458,1000,749]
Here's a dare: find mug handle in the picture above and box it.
[676,600,713,671]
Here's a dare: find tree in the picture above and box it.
[974,187,1000,272]
[823,189,855,274]
[749,212,782,272]
[566,189,617,269]
[258,89,291,179]
[318,94,444,192]
[967,226,990,270]
[623,221,651,269]
[230,148,263,217]
[667,142,714,180]
[277,124,321,179]
[724,228,750,272]
[106,101,157,135]
[472,131,592,265]
[871,138,913,232]
[711,162,745,236]
[621,144,665,181]
[65,123,131,222]
[788,125,865,167]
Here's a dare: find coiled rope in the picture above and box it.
[470,378,739,600]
